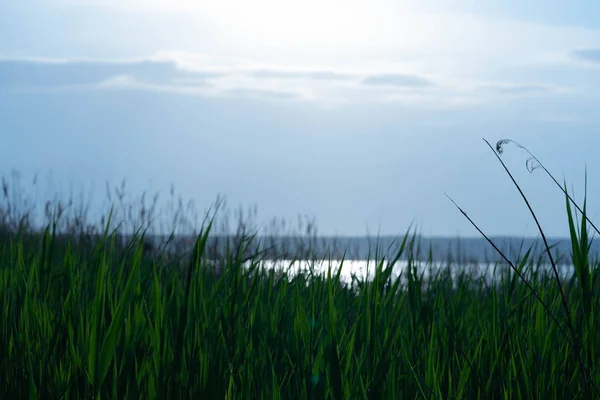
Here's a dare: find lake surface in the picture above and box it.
[143,234,588,285]
[237,258,577,286]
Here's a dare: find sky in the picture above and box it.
[1,0,600,237]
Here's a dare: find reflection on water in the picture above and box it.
[238,259,576,286]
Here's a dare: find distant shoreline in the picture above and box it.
[139,234,589,264]
[10,229,588,264]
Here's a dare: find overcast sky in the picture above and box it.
[2,0,600,237]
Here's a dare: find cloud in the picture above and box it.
[381,92,481,109]
[98,74,138,87]
[250,69,355,81]
[222,88,303,101]
[361,73,434,88]
[96,74,205,93]
[0,56,355,94]
[475,83,556,95]
[0,54,581,107]
[0,57,222,90]
[569,49,600,63]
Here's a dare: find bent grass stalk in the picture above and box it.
[447,138,597,399]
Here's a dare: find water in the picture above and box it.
[238,258,577,287]
[141,233,586,286]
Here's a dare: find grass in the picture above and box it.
[1,138,600,399]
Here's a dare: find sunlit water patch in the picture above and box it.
[234,259,576,288]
